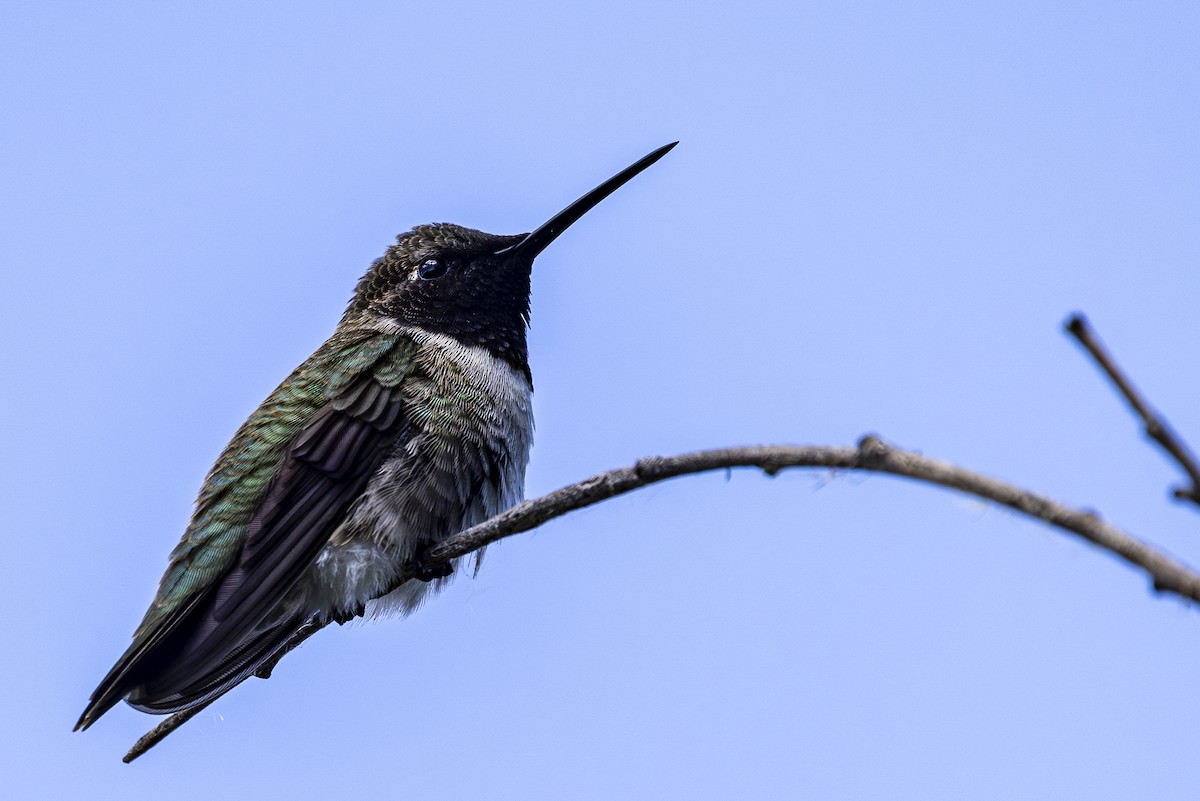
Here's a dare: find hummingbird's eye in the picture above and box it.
[417,258,449,280]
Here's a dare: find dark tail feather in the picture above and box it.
[126,615,308,714]
[75,608,309,730]
[75,592,210,731]
[74,691,124,733]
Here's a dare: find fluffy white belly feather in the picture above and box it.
[305,330,533,619]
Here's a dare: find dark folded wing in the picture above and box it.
[129,376,409,706]
[75,332,415,731]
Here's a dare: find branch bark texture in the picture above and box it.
[426,436,1200,601]
[124,435,1200,763]
[1067,314,1200,506]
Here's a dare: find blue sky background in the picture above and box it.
[3,2,1199,797]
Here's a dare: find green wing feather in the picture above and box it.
[76,327,418,730]
[135,328,406,638]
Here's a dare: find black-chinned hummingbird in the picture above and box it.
[76,142,677,731]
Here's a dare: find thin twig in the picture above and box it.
[122,703,209,764]
[124,436,1200,762]
[1066,314,1200,507]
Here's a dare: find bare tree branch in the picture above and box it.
[122,704,208,764]
[123,435,1200,763]
[120,617,329,763]
[1067,313,1200,507]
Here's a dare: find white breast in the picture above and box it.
[309,329,534,620]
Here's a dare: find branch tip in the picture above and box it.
[1065,313,1088,336]
[1067,313,1200,512]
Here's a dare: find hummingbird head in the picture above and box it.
[345,223,534,372]
[343,142,678,377]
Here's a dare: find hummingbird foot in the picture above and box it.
[331,602,366,626]
[413,556,453,582]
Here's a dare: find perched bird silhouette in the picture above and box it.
[76,143,677,731]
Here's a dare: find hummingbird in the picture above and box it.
[76,142,677,731]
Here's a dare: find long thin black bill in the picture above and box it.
[501,141,678,259]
